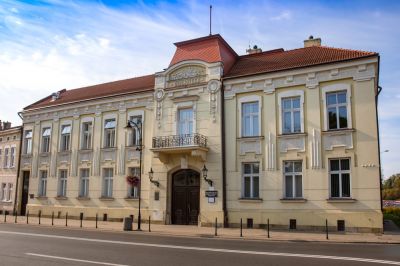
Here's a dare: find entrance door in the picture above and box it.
[20,171,30,215]
[172,169,200,225]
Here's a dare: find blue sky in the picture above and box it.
[0,0,399,177]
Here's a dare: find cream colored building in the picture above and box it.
[20,35,382,232]
[0,121,22,214]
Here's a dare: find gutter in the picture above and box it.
[13,115,23,215]
[375,56,383,220]
[220,78,228,228]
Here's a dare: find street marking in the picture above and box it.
[26,253,129,266]
[0,230,399,265]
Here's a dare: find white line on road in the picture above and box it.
[0,230,399,265]
[26,253,130,266]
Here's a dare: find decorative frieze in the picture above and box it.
[279,134,306,153]
[310,129,321,169]
[239,138,262,155]
[322,130,354,151]
[266,132,275,171]
[207,79,221,122]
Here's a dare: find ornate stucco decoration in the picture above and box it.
[154,88,165,128]
[167,65,206,88]
[207,79,221,122]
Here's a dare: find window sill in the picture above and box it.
[99,197,115,201]
[76,196,91,200]
[101,147,117,151]
[58,150,71,154]
[21,154,32,158]
[237,136,264,141]
[39,153,50,157]
[124,197,139,201]
[36,196,48,200]
[55,196,68,200]
[79,149,93,152]
[238,198,263,203]
[326,198,356,203]
[280,198,307,203]
[322,128,355,134]
[278,133,307,138]
[1,200,12,204]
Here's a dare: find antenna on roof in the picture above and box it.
[209,5,212,36]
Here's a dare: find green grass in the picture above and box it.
[383,208,400,228]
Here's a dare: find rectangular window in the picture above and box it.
[39,170,48,197]
[282,97,301,134]
[24,130,33,154]
[128,167,140,198]
[242,163,260,198]
[329,158,351,198]
[79,169,90,197]
[242,102,259,137]
[128,116,142,146]
[284,161,303,198]
[104,119,116,148]
[178,108,193,135]
[327,91,348,130]
[1,183,6,201]
[81,122,92,150]
[41,127,51,153]
[60,125,71,151]
[3,148,9,168]
[10,147,15,167]
[7,183,13,202]
[58,170,68,197]
[102,168,113,198]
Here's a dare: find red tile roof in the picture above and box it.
[24,74,155,110]
[224,46,377,78]
[169,34,238,73]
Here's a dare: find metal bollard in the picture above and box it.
[38,210,41,225]
[214,217,217,236]
[240,218,243,237]
[14,211,17,224]
[96,213,98,229]
[26,211,29,224]
[149,216,151,232]
[267,218,270,238]
[4,211,7,223]
[80,213,83,228]
[52,212,54,226]
[326,219,329,240]
[65,212,68,227]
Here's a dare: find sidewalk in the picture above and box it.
[2,215,400,244]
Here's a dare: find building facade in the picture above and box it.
[20,35,382,232]
[0,121,22,214]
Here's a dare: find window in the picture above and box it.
[282,97,301,134]
[128,167,139,198]
[79,169,90,197]
[38,170,48,197]
[242,102,259,137]
[242,163,260,198]
[1,183,6,201]
[327,91,348,130]
[60,125,71,151]
[178,109,193,135]
[41,127,51,153]
[329,158,351,198]
[24,130,33,154]
[10,147,15,167]
[58,170,68,197]
[7,183,12,202]
[104,119,116,148]
[81,122,92,150]
[128,116,142,146]
[3,148,9,168]
[102,168,113,198]
[0,149,2,167]
[284,161,303,198]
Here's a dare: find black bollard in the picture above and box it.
[52,212,54,226]
[326,219,329,240]
[215,217,217,236]
[80,213,83,228]
[4,211,7,223]
[96,213,98,229]
[149,216,151,232]
[130,215,134,228]
[38,210,41,225]
[267,218,270,238]
[26,211,29,224]
[14,210,17,223]
[240,218,243,237]
[65,212,68,227]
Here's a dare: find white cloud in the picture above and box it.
[270,11,292,21]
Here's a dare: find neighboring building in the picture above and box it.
[20,34,382,232]
[0,121,22,214]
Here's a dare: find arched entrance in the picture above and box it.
[171,169,200,225]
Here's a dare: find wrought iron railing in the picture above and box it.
[152,133,207,149]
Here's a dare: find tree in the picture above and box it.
[382,174,400,200]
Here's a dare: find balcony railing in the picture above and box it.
[152,133,207,149]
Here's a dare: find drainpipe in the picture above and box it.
[14,112,24,214]
[220,79,228,228]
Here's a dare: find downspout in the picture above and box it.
[220,79,228,227]
[14,112,24,214]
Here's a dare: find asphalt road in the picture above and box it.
[0,223,399,266]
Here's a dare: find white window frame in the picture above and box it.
[3,147,9,168]
[81,121,93,150]
[1,183,6,201]
[10,147,15,168]
[38,170,48,197]
[79,168,90,198]
[24,130,33,154]
[329,158,351,198]
[103,117,117,148]
[278,90,304,134]
[58,169,68,197]
[41,127,51,153]
[238,95,261,137]
[242,162,260,199]
[173,101,197,135]
[6,183,12,202]
[177,108,194,135]
[102,168,113,198]
[127,110,145,147]
[322,84,352,131]
[59,124,71,151]
[128,167,140,198]
[283,161,303,198]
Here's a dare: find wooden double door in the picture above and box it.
[172,169,200,225]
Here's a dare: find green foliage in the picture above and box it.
[383,207,400,227]
[382,174,400,200]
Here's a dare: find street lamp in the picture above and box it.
[202,164,213,186]
[125,119,143,231]
[148,168,160,187]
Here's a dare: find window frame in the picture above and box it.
[24,130,33,154]
[278,90,304,135]
[79,168,90,198]
[242,162,260,199]
[238,95,262,138]
[6,183,12,202]
[58,169,68,197]
[102,168,114,198]
[3,147,9,168]
[41,127,51,153]
[283,161,303,199]
[128,115,142,146]
[1,183,7,201]
[329,158,351,198]
[322,84,352,131]
[10,147,15,168]
[103,118,116,148]
[127,167,140,198]
[177,108,194,135]
[80,121,93,150]
[38,170,48,197]
[60,124,71,151]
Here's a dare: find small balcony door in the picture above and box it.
[178,108,193,135]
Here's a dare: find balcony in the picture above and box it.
[151,133,208,163]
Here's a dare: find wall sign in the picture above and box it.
[205,190,218,198]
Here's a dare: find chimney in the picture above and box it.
[304,35,321,48]
[246,45,262,54]
[3,121,11,130]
